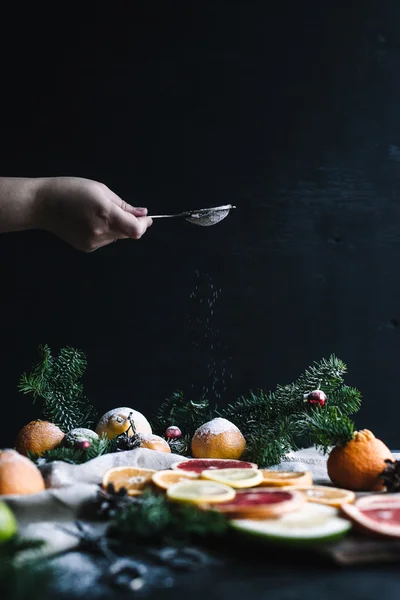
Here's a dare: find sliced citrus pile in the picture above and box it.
[152,470,199,490]
[201,468,263,489]
[259,470,312,487]
[283,485,355,508]
[102,466,156,496]
[166,479,236,504]
[231,503,351,546]
[204,488,304,519]
[171,458,257,475]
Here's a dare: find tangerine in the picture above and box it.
[327,429,393,491]
[15,420,65,456]
[138,434,171,453]
[0,449,45,495]
[191,417,246,460]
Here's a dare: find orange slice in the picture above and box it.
[259,470,313,487]
[283,485,356,508]
[102,466,156,496]
[152,469,199,490]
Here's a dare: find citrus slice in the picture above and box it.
[166,479,236,504]
[341,501,400,538]
[102,466,156,496]
[259,470,313,487]
[231,503,351,546]
[283,485,355,508]
[152,469,199,490]
[204,488,304,519]
[354,494,400,510]
[171,458,257,475]
[201,468,263,489]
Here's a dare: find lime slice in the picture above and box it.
[0,501,18,543]
[167,479,236,504]
[231,503,351,546]
[201,468,263,489]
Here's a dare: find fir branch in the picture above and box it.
[108,489,228,545]
[0,536,53,600]
[18,345,97,432]
[295,406,355,453]
[151,391,213,439]
[325,385,362,415]
[29,435,117,465]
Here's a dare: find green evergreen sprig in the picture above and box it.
[151,354,362,467]
[18,345,97,432]
[0,537,53,600]
[108,489,228,545]
[151,390,213,438]
[29,435,117,466]
[295,406,356,453]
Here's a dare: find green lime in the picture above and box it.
[0,501,18,543]
[230,503,351,546]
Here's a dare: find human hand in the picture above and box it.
[36,176,153,252]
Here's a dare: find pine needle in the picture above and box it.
[108,489,228,545]
[19,345,97,432]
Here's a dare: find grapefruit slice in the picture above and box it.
[259,470,312,487]
[354,494,399,509]
[167,479,236,504]
[152,469,199,490]
[171,458,257,475]
[203,488,304,519]
[102,466,155,496]
[283,485,355,508]
[201,468,263,489]
[231,503,351,546]
[342,501,400,538]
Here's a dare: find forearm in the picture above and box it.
[0,177,44,233]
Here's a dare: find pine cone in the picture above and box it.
[115,432,142,452]
[380,459,400,492]
[96,484,133,518]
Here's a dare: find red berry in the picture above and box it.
[165,426,182,439]
[75,440,91,450]
[305,390,327,406]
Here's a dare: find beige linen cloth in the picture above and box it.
[2,447,400,564]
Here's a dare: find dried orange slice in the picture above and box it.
[152,470,199,490]
[259,470,313,487]
[102,466,155,496]
[283,485,356,508]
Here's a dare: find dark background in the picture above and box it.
[1,1,400,449]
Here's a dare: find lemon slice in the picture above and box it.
[260,470,313,487]
[167,479,236,504]
[201,468,263,489]
[283,485,356,507]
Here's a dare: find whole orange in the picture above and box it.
[15,420,65,456]
[138,434,171,453]
[327,429,394,491]
[191,417,246,460]
[0,449,45,495]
